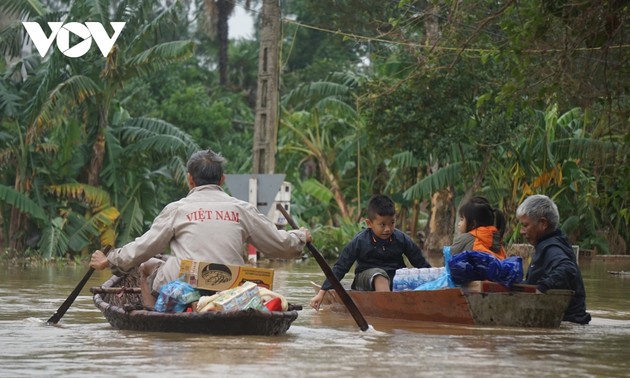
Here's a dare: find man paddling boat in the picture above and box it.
[90,149,311,309]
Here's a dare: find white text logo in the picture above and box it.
[22,22,125,58]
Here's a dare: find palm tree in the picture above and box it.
[199,0,258,87]
[200,0,235,86]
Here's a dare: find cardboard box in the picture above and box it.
[179,259,274,291]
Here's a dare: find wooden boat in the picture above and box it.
[608,270,630,276]
[91,273,299,336]
[312,280,574,328]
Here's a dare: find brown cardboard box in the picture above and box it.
[179,259,274,291]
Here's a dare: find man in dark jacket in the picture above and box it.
[517,194,591,324]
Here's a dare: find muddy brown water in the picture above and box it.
[1,258,629,377]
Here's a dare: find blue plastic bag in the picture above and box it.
[414,246,456,291]
[448,251,523,288]
[154,279,201,313]
[448,251,499,285]
[487,256,523,287]
[414,273,452,290]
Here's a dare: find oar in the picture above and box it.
[276,203,369,331]
[47,245,113,325]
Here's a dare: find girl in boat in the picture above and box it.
[451,196,507,260]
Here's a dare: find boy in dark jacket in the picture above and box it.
[517,194,591,324]
[309,194,430,310]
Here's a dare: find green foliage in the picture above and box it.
[38,217,69,259]
[301,178,334,204]
[403,161,481,202]
[0,184,46,222]
[0,0,205,256]
[162,85,231,141]
[0,0,627,257]
[311,220,364,259]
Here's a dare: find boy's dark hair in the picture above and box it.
[186,149,226,186]
[367,194,396,220]
[459,196,506,238]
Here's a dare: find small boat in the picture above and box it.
[311,280,574,328]
[607,270,630,276]
[91,273,299,336]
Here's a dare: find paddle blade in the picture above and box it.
[275,203,369,331]
[46,267,96,325]
[47,246,112,325]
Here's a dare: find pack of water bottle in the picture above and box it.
[392,267,446,291]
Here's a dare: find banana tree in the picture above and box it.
[278,73,374,224]
[0,0,196,255]
[102,110,200,245]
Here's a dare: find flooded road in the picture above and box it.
[1,258,629,377]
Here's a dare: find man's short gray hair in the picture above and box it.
[516,194,560,230]
[186,149,226,186]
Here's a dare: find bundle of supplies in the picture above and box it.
[393,246,456,291]
[393,267,445,291]
[196,282,289,313]
[154,279,201,313]
[448,251,523,287]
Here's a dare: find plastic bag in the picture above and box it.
[394,267,444,291]
[487,256,523,287]
[448,251,499,285]
[414,273,452,290]
[413,246,456,291]
[154,279,201,313]
[448,251,523,288]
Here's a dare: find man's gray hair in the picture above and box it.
[516,194,560,230]
[186,149,227,186]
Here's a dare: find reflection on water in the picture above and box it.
[1,258,629,377]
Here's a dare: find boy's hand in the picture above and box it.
[309,290,326,311]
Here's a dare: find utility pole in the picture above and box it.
[252,0,281,174]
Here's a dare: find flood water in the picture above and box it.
[1,257,629,378]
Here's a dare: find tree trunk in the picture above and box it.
[217,0,231,86]
[8,168,29,251]
[409,199,420,245]
[424,3,440,46]
[0,205,4,250]
[87,104,109,186]
[424,187,455,259]
[319,158,350,221]
[8,207,24,252]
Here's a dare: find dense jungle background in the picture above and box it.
[0,0,627,260]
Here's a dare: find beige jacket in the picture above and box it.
[106,184,307,292]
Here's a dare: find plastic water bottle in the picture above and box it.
[429,267,441,281]
[392,269,401,291]
[419,268,431,286]
[413,269,420,288]
[393,268,407,291]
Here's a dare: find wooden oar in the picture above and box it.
[276,203,369,331]
[47,245,113,325]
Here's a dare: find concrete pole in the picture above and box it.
[252,0,281,174]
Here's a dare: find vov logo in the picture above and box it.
[22,22,125,58]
